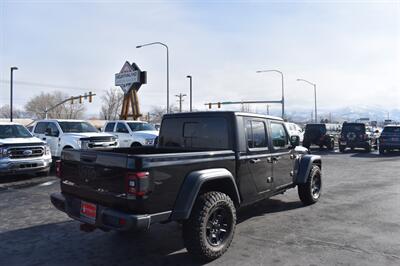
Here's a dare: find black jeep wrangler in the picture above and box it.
[51,112,322,261]
[302,123,335,150]
[339,122,374,152]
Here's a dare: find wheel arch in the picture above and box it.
[295,155,322,184]
[170,168,241,221]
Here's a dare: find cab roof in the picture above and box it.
[163,111,283,121]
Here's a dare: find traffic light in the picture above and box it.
[88,91,93,103]
[208,103,212,109]
[70,97,74,104]
[79,95,83,104]
[218,102,221,108]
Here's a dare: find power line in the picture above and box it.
[0,79,105,91]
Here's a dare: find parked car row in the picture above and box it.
[284,121,399,154]
[0,119,159,177]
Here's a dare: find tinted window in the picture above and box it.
[58,122,98,133]
[159,117,230,150]
[127,122,156,131]
[105,123,115,132]
[271,122,289,149]
[246,120,267,149]
[383,127,400,134]
[342,123,365,134]
[34,122,48,134]
[116,123,129,133]
[0,125,33,138]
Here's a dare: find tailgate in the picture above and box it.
[61,149,134,196]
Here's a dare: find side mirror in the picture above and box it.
[290,135,300,147]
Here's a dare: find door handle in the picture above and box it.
[250,158,261,164]
[42,138,46,140]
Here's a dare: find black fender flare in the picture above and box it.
[295,155,322,184]
[170,168,241,220]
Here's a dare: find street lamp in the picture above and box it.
[186,75,192,112]
[256,69,285,119]
[10,67,18,122]
[136,42,170,113]
[297,78,317,123]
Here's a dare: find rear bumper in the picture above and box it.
[339,140,369,148]
[0,157,51,176]
[50,192,171,231]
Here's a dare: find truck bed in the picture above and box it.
[59,147,236,214]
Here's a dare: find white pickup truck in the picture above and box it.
[32,120,118,158]
[102,120,158,147]
[0,122,52,176]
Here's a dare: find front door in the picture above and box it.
[115,122,131,147]
[269,121,295,189]
[245,118,274,194]
[45,122,61,156]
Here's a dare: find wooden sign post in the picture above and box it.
[115,61,147,120]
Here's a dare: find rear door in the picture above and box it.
[244,118,274,194]
[269,121,295,189]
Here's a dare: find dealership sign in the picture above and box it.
[115,61,146,94]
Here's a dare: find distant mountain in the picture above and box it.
[282,105,400,123]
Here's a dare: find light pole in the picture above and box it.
[186,75,192,112]
[256,69,285,119]
[10,67,18,122]
[136,42,170,113]
[297,78,317,123]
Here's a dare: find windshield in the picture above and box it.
[127,122,156,132]
[0,125,33,139]
[58,122,98,133]
[305,124,326,135]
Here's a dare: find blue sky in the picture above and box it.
[1,1,399,116]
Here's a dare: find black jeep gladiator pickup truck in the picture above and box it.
[51,111,322,261]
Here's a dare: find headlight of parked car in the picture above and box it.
[45,145,51,155]
[0,148,8,159]
[145,138,154,145]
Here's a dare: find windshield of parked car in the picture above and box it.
[127,122,156,132]
[58,122,98,133]
[0,125,33,139]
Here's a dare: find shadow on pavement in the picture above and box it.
[0,198,304,266]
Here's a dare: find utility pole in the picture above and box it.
[175,93,187,113]
[10,67,18,122]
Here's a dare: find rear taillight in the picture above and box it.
[125,171,150,198]
[55,160,62,178]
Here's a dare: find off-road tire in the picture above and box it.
[182,191,236,262]
[298,165,321,205]
[303,141,310,150]
[365,144,371,153]
[339,145,346,153]
[327,139,335,151]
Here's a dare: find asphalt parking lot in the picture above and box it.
[0,150,399,266]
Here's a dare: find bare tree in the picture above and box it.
[25,91,86,119]
[147,105,179,124]
[99,88,124,120]
[0,104,25,119]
